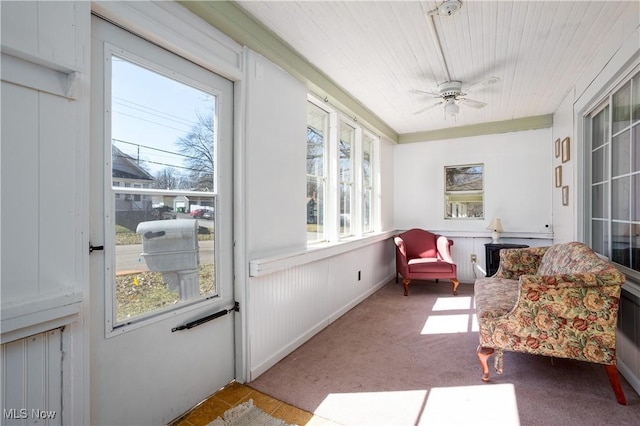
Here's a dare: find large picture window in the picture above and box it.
[588,69,639,277]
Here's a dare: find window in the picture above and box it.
[339,121,355,237]
[110,55,218,326]
[362,132,375,234]
[306,103,328,243]
[306,97,379,243]
[588,69,640,277]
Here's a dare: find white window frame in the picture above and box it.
[584,65,640,282]
[307,95,380,244]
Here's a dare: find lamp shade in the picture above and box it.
[487,217,503,232]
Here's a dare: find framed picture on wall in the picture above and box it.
[555,166,562,187]
[555,138,561,158]
[562,185,569,206]
[444,163,484,219]
[562,137,570,163]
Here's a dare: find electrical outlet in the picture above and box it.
[470,254,477,263]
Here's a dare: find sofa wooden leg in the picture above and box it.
[605,364,627,405]
[402,278,410,296]
[451,278,460,295]
[477,345,494,382]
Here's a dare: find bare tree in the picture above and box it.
[176,112,214,191]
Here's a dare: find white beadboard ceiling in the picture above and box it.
[233,0,638,138]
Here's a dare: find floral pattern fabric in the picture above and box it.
[475,242,625,370]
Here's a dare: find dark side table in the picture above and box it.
[485,243,529,277]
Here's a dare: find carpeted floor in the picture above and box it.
[249,279,640,425]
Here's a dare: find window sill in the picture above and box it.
[249,230,396,277]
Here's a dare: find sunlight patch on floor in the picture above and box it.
[421,314,470,334]
[315,390,428,426]
[315,384,520,426]
[419,384,520,425]
[432,296,472,311]
[422,296,479,334]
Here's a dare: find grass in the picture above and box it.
[114,223,215,322]
[116,264,215,322]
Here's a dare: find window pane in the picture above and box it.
[634,174,640,221]
[592,146,607,183]
[612,176,630,220]
[612,130,630,177]
[339,123,354,237]
[634,124,640,173]
[307,104,327,243]
[632,73,640,124]
[591,219,606,257]
[592,183,607,219]
[111,56,216,325]
[613,81,631,134]
[592,106,609,149]
[611,222,631,268]
[307,178,324,241]
[632,223,640,272]
[362,133,374,233]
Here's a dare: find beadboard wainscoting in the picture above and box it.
[248,237,396,379]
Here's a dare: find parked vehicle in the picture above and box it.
[151,205,176,220]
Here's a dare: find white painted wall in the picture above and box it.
[393,128,553,236]
[244,50,308,259]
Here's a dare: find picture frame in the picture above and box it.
[562,185,569,206]
[561,137,570,163]
[555,166,562,187]
[444,163,484,219]
[555,138,561,158]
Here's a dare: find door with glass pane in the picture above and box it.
[89,16,235,425]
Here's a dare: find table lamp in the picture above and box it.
[487,218,503,243]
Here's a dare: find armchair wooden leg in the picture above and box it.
[605,364,627,405]
[451,278,460,296]
[402,278,410,296]
[477,345,494,382]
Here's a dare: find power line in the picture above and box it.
[113,138,200,160]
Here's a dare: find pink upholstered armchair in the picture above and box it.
[394,228,459,296]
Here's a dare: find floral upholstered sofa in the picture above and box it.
[474,242,627,404]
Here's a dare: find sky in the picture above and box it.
[111,56,215,176]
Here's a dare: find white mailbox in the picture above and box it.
[136,219,200,300]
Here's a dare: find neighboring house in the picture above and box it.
[111,145,154,213]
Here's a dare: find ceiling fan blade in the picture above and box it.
[463,76,501,93]
[410,89,439,97]
[459,98,487,109]
[413,100,444,114]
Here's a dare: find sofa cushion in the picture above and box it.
[474,276,519,320]
[407,258,454,274]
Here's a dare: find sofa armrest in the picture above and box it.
[495,246,549,279]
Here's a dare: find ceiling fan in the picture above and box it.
[412,77,501,117]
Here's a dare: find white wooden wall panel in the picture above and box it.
[1,82,40,299]
[1,328,63,426]
[248,239,394,379]
[1,1,78,70]
[38,92,77,293]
